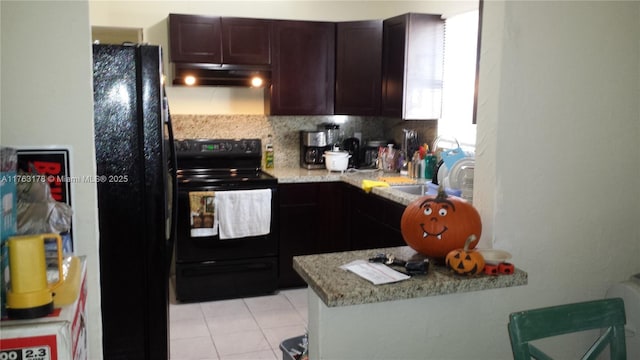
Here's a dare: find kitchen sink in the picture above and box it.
[390,184,427,196]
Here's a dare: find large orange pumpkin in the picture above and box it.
[400,187,482,259]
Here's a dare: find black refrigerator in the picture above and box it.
[92,44,177,359]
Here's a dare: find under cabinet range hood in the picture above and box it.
[172,63,271,87]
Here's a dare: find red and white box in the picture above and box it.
[0,257,87,360]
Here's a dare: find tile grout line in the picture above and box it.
[200,302,222,360]
[244,295,281,357]
[169,288,309,360]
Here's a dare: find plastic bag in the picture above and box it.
[16,169,73,234]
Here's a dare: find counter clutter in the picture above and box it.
[264,167,429,206]
[293,246,527,307]
[268,167,528,306]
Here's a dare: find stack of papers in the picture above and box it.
[340,260,410,285]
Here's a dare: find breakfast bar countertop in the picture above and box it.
[293,246,528,307]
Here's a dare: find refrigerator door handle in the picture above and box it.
[165,98,178,270]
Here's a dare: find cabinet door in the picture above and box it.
[278,182,348,288]
[279,183,320,288]
[169,14,222,63]
[221,17,272,65]
[316,183,349,254]
[381,13,444,120]
[347,185,407,251]
[403,14,444,120]
[335,20,383,116]
[269,20,335,115]
[381,14,407,118]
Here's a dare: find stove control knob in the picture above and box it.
[176,141,190,152]
[247,141,258,153]
[240,141,254,153]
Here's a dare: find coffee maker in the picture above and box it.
[300,131,329,169]
[342,137,360,169]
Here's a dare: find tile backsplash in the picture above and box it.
[171,114,437,168]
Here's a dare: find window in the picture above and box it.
[439,10,479,152]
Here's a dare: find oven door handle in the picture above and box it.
[181,262,275,277]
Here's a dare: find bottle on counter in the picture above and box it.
[265,134,274,169]
[424,153,436,180]
[411,151,421,179]
[383,144,396,172]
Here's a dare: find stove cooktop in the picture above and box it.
[174,138,270,181]
[176,170,277,188]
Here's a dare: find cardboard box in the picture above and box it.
[0,257,87,360]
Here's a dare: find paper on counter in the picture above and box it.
[340,260,410,285]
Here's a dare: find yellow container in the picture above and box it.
[6,233,63,319]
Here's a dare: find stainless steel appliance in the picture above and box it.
[93,44,177,359]
[321,123,342,148]
[174,138,278,302]
[360,140,386,168]
[300,131,329,169]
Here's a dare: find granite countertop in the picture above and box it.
[264,167,427,206]
[293,246,528,307]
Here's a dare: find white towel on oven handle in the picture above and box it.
[215,189,272,240]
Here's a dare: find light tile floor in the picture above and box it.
[169,278,308,360]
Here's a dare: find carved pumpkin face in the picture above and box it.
[446,235,485,275]
[400,188,482,259]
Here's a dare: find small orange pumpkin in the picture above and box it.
[446,235,485,275]
[400,186,482,259]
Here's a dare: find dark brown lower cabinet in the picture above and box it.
[345,185,407,251]
[278,182,348,288]
[278,182,406,288]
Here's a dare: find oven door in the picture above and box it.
[175,182,278,263]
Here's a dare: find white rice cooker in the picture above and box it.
[323,150,351,172]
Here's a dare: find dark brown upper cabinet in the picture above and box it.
[221,17,271,65]
[169,14,221,63]
[169,14,271,65]
[267,20,335,115]
[381,13,445,120]
[335,20,383,116]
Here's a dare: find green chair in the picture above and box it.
[508,297,627,360]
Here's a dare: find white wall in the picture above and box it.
[473,0,640,356]
[0,1,102,358]
[89,0,478,115]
